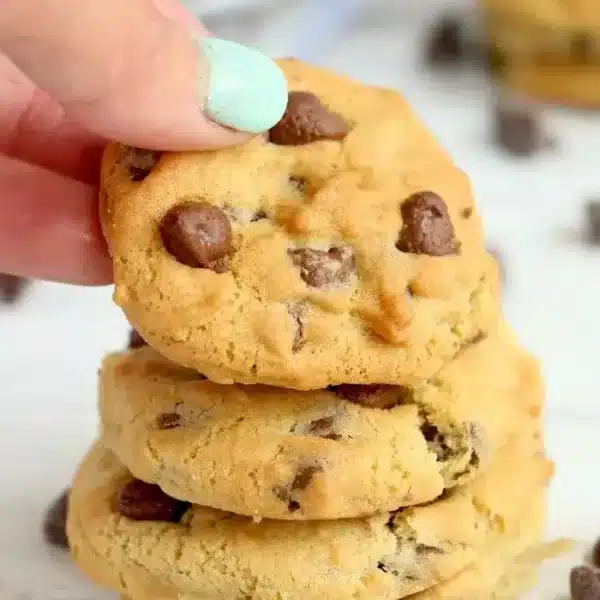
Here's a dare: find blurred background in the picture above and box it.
[2,1,600,596]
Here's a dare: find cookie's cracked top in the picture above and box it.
[100,58,499,389]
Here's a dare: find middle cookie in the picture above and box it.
[99,322,542,520]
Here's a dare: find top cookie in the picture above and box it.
[101,58,500,389]
[482,0,600,29]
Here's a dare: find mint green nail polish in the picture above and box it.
[198,38,288,134]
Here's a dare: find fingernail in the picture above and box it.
[197,37,288,134]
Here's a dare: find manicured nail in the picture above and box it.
[197,37,288,134]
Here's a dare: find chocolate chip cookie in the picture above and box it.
[98,323,542,520]
[67,433,551,600]
[100,58,500,389]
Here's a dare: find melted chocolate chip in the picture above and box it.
[269,91,348,146]
[570,565,600,600]
[128,328,147,349]
[329,384,412,409]
[289,247,355,288]
[43,489,69,549]
[156,412,181,429]
[0,274,29,305]
[397,191,457,256]
[160,202,233,271]
[117,479,190,522]
[306,416,342,441]
[275,465,324,513]
[121,147,161,182]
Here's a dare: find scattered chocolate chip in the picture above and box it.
[0,274,30,305]
[570,565,600,600]
[425,16,465,66]
[156,412,181,429]
[329,384,412,409]
[128,328,147,349]
[121,147,161,182]
[289,246,355,288]
[288,304,306,353]
[460,207,473,219]
[117,479,190,522]
[306,416,342,441]
[585,201,600,244]
[396,191,457,256]
[43,489,69,548]
[160,201,233,271]
[493,104,544,157]
[269,91,348,146]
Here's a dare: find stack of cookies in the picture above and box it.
[67,59,552,600]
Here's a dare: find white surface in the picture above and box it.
[2,1,600,598]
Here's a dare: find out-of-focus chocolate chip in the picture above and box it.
[570,565,600,600]
[160,201,233,271]
[592,538,600,568]
[117,479,190,522]
[396,191,457,256]
[425,16,465,66]
[329,384,412,409]
[289,246,355,288]
[156,412,181,429]
[0,274,30,305]
[121,147,161,182]
[306,416,342,441]
[494,104,544,157]
[585,200,600,244]
[461,207,473,219]
[128,329,147,349]
[571,33,594,63]
[43,489,69,549]
[483,44,508,76]
[269,91,348,146]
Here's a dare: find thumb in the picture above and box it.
[0,0,288,151]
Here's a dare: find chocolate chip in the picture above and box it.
[128,328,147,349]
[396,192,457,256]
[289,176,306,193]
[289,246,355,288]
[329,384,412,409]
[483,44,507,76]
[0,274,29,305]
[269,91,348,146]
[494,104,543,157]
[421,423,452,462]
[250,210,268,222]
[416,543,444,555]
[288,304,306,353]
[306,416,342,441]
[425,16,465,66]
[585,201,600,244]
[43,489,69,549]
[570,566,600,600]
[291,465,323,492]
[117,479,190,522]
[156,413,181,429]
[160,202,233,271]
[121,147,161,182]
[461,207,473,219]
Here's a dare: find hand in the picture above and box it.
[0,0,287,285]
